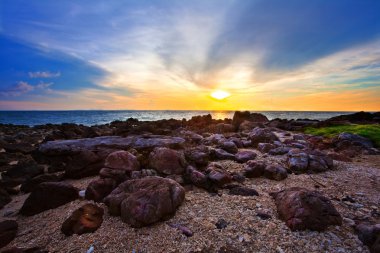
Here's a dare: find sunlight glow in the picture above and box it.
[211,90,231,100]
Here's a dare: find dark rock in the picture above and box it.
[287,149,309,174]
[238,120,265,132]
[184,166,209,189]
[206,163,232,187]
[256,211,271,220]
[85,178,118,202]
[104,150,140,172]
[337,132,374,149]
[104,177,185,227]
[1,247,48,253]
[232,111,268,129]
[235,150,257,163]
[0,188,12,209]
[0,220,18,248]
[148,147,187,175]
[249,128,279,147]
[355,223,380,253]
[168,223,193,237]
[219,141,238,154]
[20,182,78,216]
[268,146,291,156]
[327,151,352,162]
[257,143,276,153]
[229,186,259,196]
[211,123,235,133]
[3,143,35,154]
[2,157,44,182]
[244,160,266,178]
[99,167,129,182]
[61,204,104,236]
[184,146,209,166]
[263,164,288,181]
[308,152,333,172]
[215,218,228,229]
[326,111,380,124]
[271,187,342,231]
[20,173,64,193]
[210,148,236,161]
[232,173,245,183]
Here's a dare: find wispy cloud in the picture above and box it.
[29,71,61,78]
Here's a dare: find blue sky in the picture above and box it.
[0,0,379,110]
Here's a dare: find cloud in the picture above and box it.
[29,71,61,78]
[0,81,34,96]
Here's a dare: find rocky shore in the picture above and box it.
[0,111,379,253]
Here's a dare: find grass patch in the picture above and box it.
[304,124,380,147]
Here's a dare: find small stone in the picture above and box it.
[215,219,228,229]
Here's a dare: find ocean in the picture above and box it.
[0,110,354,126]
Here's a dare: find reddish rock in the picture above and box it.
[184,166,209,189]
[219,141,238,154]
[232,111,268,129]
[244,160,266,178]
[210,148,236,160]
[148,147,187,175]
[184,146,209,166]
[249,127,279,147]
[85,178,118,202]
[257,143,276,153]
[263,164,288,181]
[104,150,140,172]
[20,173,64,193]
[287,149,309,174]
[272,187,342,231]
[20,182,78,216]
[229,186,259,196]
[104,177,185,227]
[235,150,257,163]
[0,220,18,248]
[355,223,380,253]
[99,167,129,182]
[206,164,232,187]
[327,152,352,162]
[61,204,104,236]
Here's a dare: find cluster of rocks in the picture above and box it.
[0,111,379,251]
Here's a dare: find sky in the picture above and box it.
[0,0,379,111]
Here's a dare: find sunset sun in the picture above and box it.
[211,90,231,100]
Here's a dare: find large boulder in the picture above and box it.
[287,149,333,174]
[20,173,64,193]
[205,163,232,187]
[184,166,209,190]
[219,141,238,154]
[184,146,209,166]
[85,178,118,202]
[0,220,18,248]
[148,147,187,175]
[235,150,257,163]
[104,177,185,227]
[61,204,104,236]
[248,127,279,147]
[232,111,268,129]
[104,150,140,172]
[263,164,288,181]
[335,132,374,149]
[244,160,266,178]
[20,182,78,216]
[271,187,342,231]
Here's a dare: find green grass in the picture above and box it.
[304,124,380,147]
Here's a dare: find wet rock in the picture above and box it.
[287,149,309,174]
[148,147,187,175]
[244,160,266,178]
[20,173,64,193]
[249,127,279,147]
[206,163,232,187]
[85,178,118,202]
[257,143,276,153]
[104,150,140,172]
[229,186,259,196]
[61,204,104,236]
[263,164,288,181]
[235,150,257,163]
[355,223,380,253]
[210,148,236,161]
[215,218,228,229]
[20,182,78,216]
[220,141,238,154]
[272,187,342,231]
[0,188,12,209]
[104,176,185,227]
[0,220,18,248]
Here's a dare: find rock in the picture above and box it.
[63,150,103,179]
[2,157,44,182]
[148,147,187,175]
[238,120,265,132]
[0,188,12,209]
[257,143,276,153]
[308,152,333,172]
[229,186,259,196]
[211,123,235,133]
[130,169,158,179]
[232,111,269,129]
[20,182,78,216]
[220,141,238,154]
[0,220,18,248]
[206,163,232,187]
[61,204,104,236]
[1,247,47,253]
[203,134,226,146]
[263,164,288,181]
[179,130,203,144]
[336,132,374,149]
[85,178,118,202]
[20,173,64,193]
[104,177,185,227]
[215,218,228,229]
[287,149,309,174]
[3,143,35,154]
[244,160,266,178]
[327,151,352,162]
[256,211,271,220]
[210,148,236,160]
[184,146,209,166]
[249,127,279,147]
[355,223,380,253]
[268,146,292,155]
[99,167,129,182]
[184,166,209,189]
[104,150,140,172]
[168,223,193,237]
[271,187,342,231]
[235,150,257,163]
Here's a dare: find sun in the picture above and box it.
[211,90,231,100]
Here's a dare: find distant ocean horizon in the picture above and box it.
[0,110,358,126]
